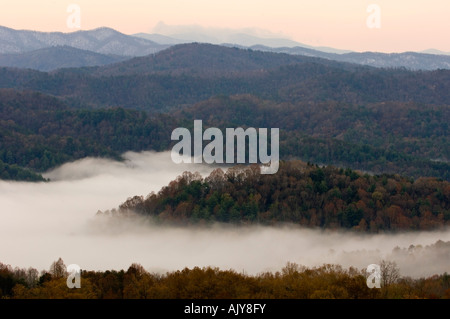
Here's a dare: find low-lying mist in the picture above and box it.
[0,151,449,277]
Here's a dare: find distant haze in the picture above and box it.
[0,151,449,277]
[1,1,449,53]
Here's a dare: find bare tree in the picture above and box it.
[49,257,67,278]
[380,260,400,287]
[378,260,401,297]
[25,267,39,288]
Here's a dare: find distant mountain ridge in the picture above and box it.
[91,42,360,77]
[0,46,128,71]
[1,25,449,71]
[1,43,449,112]
[0,25,168,56]
[133,31,352,54]
[0,43,449,182]
[249,45,450,71]
[421,49,450,56]
[142,21,353,54]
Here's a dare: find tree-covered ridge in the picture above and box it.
[91,43,362,77]
[177,95,450,180]
[181,95,449,159]
[0,43,449,181]
[0,89,449,181]
[1,44,450,111]
[107,161,450,231]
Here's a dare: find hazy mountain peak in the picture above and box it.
[151,21,298,46]
[81,26,122,40]
[421,49,450,56]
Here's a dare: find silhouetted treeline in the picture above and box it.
[2,256,449,299]
[107,161,450,231]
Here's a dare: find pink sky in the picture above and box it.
[1,0,449,53]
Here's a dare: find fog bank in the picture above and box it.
[0,151,448,277]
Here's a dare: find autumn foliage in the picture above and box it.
[2,258,449,299]
[105,161,450,231]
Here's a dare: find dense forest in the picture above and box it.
[1,249,449,299]
[1,89,448,181]
[0,89,177,175]
[101,161,450,231]
[176,95,450,180]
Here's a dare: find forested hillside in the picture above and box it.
[176,95,450,179]
[0,44,449,182]
[0,89,177,175]
[1,89,448,181]
[103,161,450,231]
[0,44,449,111]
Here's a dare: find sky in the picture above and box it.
[0,0,449,52]
[0,151,449,276]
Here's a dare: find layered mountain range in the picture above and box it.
[0,25,448,183]
[1,25,450,71]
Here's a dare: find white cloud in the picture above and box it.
[0,151,449,277]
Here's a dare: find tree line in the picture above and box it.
[2,257,449,299]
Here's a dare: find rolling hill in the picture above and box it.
[90,42,359,77]
[0,43,449,182]
[0,43,449,112]
[105,160,450,231]
[0,88,448,181]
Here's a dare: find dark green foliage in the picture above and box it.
[0,159,46,181]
